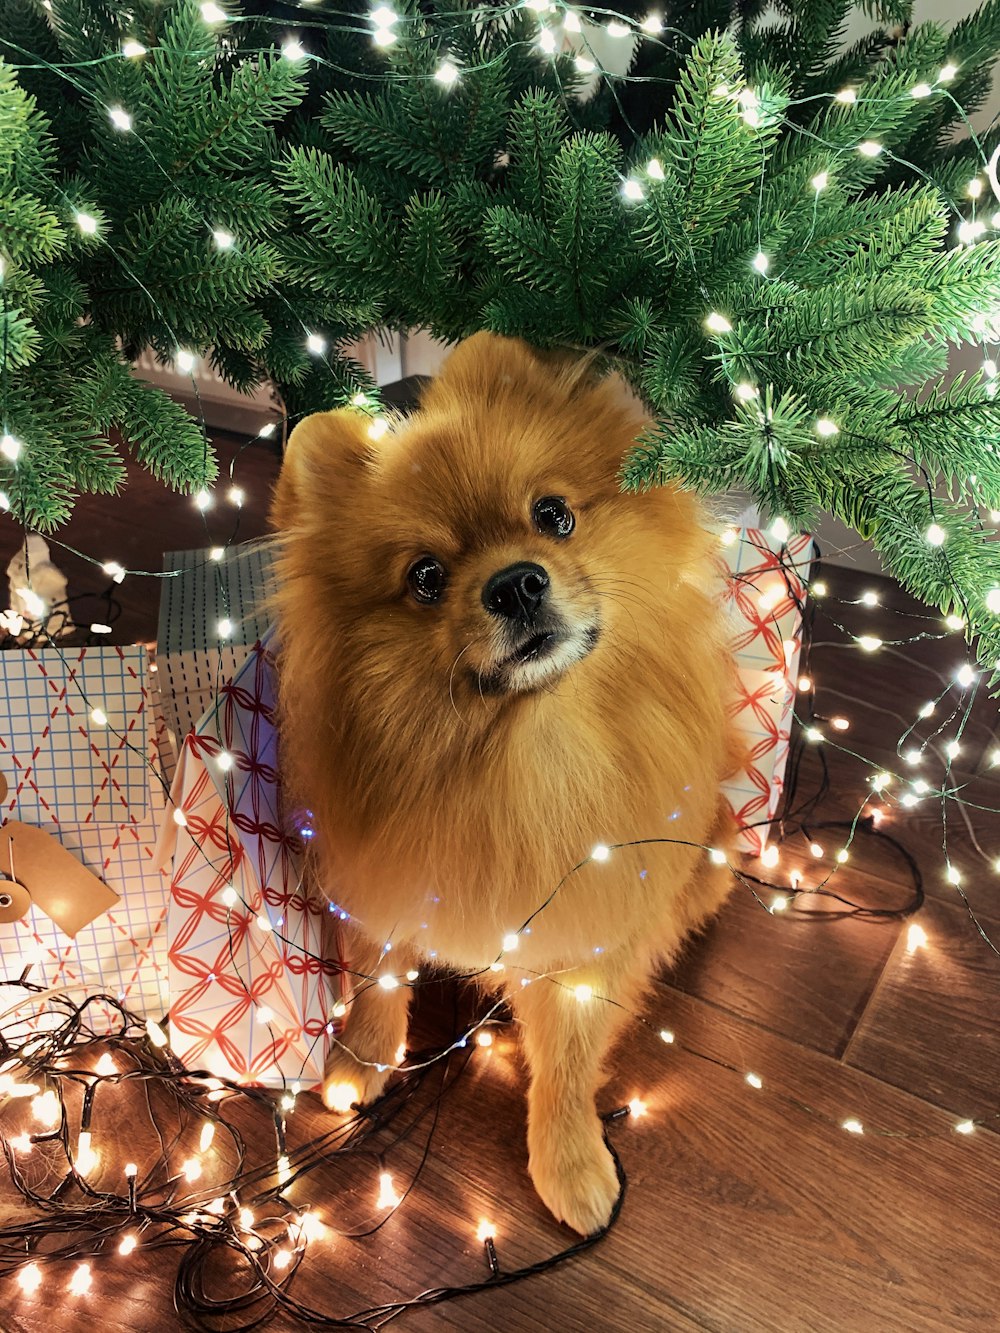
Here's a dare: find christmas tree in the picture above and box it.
[3,1,1000,672]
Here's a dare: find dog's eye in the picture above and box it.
[532,496,574,539]
[407,556,448,604]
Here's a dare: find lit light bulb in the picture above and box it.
[405,969,419,981]
[628,1097,648,1117]
[945,614,965,631]
[639,12,661,32]
[122,38,147,56]
[646,158,664,180]
[708,848,727,865]
[955,664,976,688]
[95,1052,116,1076]
[834,88,856,103]
[659,1028,675,1044]
[378,974,399,990]
[216,751,233,772]
[212,228,234,250]
[810,171,828,192]
[371,4,397,24]
[145,1017,169,1048]
[502,933,519,951]
[194,487,212,510]
[705,311,732,334]
[476,1031,493,1048]
[282,39,306,60]
[0,433,21,461]
[925,522,946,546]
[830,716,849,732]
[811,580,827,597]
[857,140,882,157]
[377,1171,401,1208]
[986,589,1000,614]
[939,63,957,82]
[18,1262,43,1294]
[805,727,823,742]
[476,1218,497,1242]
[239,1207,255,1229]
[797,676,812,692]
[809,842,824,858]
[770,517,790,543]
[434,60,459,86]
[108,106,132,131]
[946,864,962,886]
[9,1132,32,1153]
[606,19,629,36]
[745,1072,763,1089]
[842,1118,864,1134]
[575,54,596,73]
[622,179,644,202]
[918,700,935,718]
[857,636,882,652]
[273,1248,292,1269]
[217,618,232,638]
[221,886,238,908]
[967,178,984,199]
[815,417,839,437]
[574,983,593,1003]
[904,748,921,765]
[752,251,769,274]
[760,844,779,869]
[771,895,789,913]
[537,26,557,54]
[910,82,932,98]
[102,560,126,582]
[368,417,390,441]
[256,914,273,932]
[182,1157,202,1182]
[591,843,610,862]
[906,923,928,953]
[306,333,326,355]
[75,1131,98,1175]
[860,590,879,607]
[735,383,759,401]
[955,1118,975,1134]
[32,1090,59,1127]
[176,348,197,375]
[297,1210,326,1241]
[90,707,108,727]
[900,792,919,808]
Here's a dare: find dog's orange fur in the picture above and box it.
[271,333,739,1235]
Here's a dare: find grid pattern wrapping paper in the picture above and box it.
[0,646,172,1026]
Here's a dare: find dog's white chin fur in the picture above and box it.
[503,624,596,693]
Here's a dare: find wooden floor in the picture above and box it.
[2,447,999,1332]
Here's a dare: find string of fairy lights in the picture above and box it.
[0,0,999,1322]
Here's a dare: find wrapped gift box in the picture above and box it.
[159,632,346,1088]
[0,645,172,1027]
[720,527,814,856]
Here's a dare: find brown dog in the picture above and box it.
[271,333,738,1234]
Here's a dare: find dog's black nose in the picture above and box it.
[482,562,550,623]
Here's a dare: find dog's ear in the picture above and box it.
[270,409,378,531]
[422,331,613,412]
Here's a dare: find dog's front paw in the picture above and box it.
[322,1042,394,1112]
[528,1120,620,1236]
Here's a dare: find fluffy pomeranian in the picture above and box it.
[271,332,739,1235]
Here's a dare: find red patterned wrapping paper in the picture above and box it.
[720,528,814,856]
[160,634,346,1088]
[0,646,172,1029]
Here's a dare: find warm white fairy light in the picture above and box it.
[705,311,732,333]
[646,157,664,180]
[944,613,964,631]
[906,923,928,953]
[831,717,849,732]
[591,843,610,862]
[282,38,306,60]
[563,9,581,32]
[955,1119,975,1134]
[122,39,146,57]
[810,171,828,192]
[745,1072,763,1089]
[108,106,132,131]
[738,88,760,128]
[958,219,987,244]
[434,60,460,86]
[912,779,929,795]
[835,87,857,104]
[760,844,779,868]
[212,228,234,250]
[939,62,958,82]
[954,664,976,688]
[836,848,849,864]
[1,433,21,461]
[985,588,1000,614]
[842,1118,864,1134]
[945,863,962,886]
[639,11,662,32]
[95,1052,116,1076]
[90,621,113,634]
[575,54,596,73]
[574,983,593,1002]
[751,250,769,274]
[606,19,629,36]
[628,1096,648,1118]
[476,1031,493,1048]
[857,635,882,652]
[815,417,838,437]
[377,1170,401,1208]
[221,886,238,908]
[239,1207,255,1229]
[735,383,759,402]
[277,1153,292,1185]
[255,1006,274,1025]
[145,1017,169,1048]
[860,590,879,606]
[502,933,519,951]
[10,1132,32,1153]
[967,178,984,199]
[405,968,420,981]
[194,487,212,510]
[991,748,1000,767]
[216,617,232,638]
[18,1262,42,1294]
[910,82,932,98]
[378,973,399,990]
[305,332,326,355]
[903,748,921,765]
[177,349,197,374]
[984,359,997,378]
[708,847,727,865]
[370,4,397,23]
[124,1162,138,1178]
[367,416,390,441]
[770,517,790,543]
[622,178,644,201]
[75,1130,99,1175]
[771,895,789,913]
[32,1089,59,1126]
[118,1232,138,1256]
[200,2,227,21]
[810,842,823,858]
[90,706,108,727]
[256,914,273,932]
[273,1248,292,1269]
[216,751,233,771]
[68,1264,92,1295]
[537,26,557,54]
[811,580,827,597]
[102,559,126,582]
[373,28,397,47]
[858,140,882,158]
[182,1157,202,1182]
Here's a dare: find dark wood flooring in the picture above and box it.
[2,447,999,1332]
